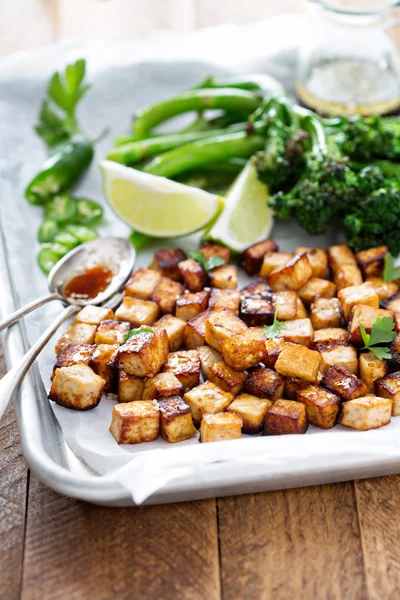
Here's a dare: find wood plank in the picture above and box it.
[196,0,306,28]
[217,483,367,600]
[21,476,220,600]
[355,476,400,600]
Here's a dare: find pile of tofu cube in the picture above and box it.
[49,240,400,445]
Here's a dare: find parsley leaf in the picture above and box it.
[263,307,286,339]
[124,326,154,343]
[383,252,400,283]
[190,251,225,272]
[360,316,396,360]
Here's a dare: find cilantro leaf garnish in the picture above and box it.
[190,251,225,272]
[263,307,286,339]
[359,316,396,360]
[383,252,400,283]
[124,326,154,343]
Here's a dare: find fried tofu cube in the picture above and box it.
[273,291,298,321]
[295,384,340,429]
[263,337,285,369]
[95,319,130,345]
[319,343,358,375]
[49,364,106,410]
[348,305,395,344]
[175,290,210,321]
[241,280,271,298]
[391,333,400,363]
[183,381,234,424]
[298,277,336,306]
[227,394,272,434]
[278,318,313,347]
[199,412,242,442]
[275,343,321,382]
[205,309,247,352]
[295,247,328,278]
[115,297,159,327]
[239,294,274,327]
[53,344,94,375]
[209,288,240,314]
[365,278,399,302]
[73,305,114,326]
[296,298,308,318]
[338,284,379,320]
[162,349,201,391]
[149,248,187,281]
[321,365,368,401]
[198,346,222,379]
[184,308,214,349]
[241,240,279,275]
[339,395,392,430]
[158,396,197,443]
[221,328,268,371]
[153,314,186,352]
[199,241,231,264]
[208,360,247,395]
[89,344,118,393]
[310,297,342,330]
[110,401,160,444]
[375,372,400,416]
[243,366,284,400]
[55,323,97,356]
[312,327,349,349]
[143,372,183,400]
[209,265,238,290]
[125,268,161,299]
[382,292,400,322]
[356,245,388,278]
[150,277,184,314]
[284,377,309,399]
[178,258,207,292]
[328,243,357,272]
[359,351,388,392]
[118,328,168,377]
[264,399,308,435]
[334,265,363,291]
[260,252,294,278]
[267,253,313,292]
[117,368,144,402]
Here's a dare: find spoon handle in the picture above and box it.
[0,292,63,332]
[0,304,79,423]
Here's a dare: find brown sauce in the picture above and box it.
[63,265,113,300]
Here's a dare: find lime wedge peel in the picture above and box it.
[203,160,273,253]
[100,160,224,238]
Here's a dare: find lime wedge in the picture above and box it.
[203,160,273,253]
[100,160,224,237]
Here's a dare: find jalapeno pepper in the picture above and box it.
[75,197,104,227]
[53,231,80,250]
[44,194,78,224]
[37,243,69,275]
[64,224,98,243]
[37,219,60,243]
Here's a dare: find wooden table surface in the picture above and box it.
[2,2,400,599]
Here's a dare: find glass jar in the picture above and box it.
[296,0,400,115]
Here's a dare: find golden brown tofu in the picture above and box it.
[263,337,285,369]
[241,239,279,275]
[296,298,308,319]
[328,243,357,272]
[356,245,388,278]
[184,308,214,349]
[209,265,238,290]
[227,393,272,434]
[95,319,130,345]
[312,328,349,349]
[241,280,271,298]
[55,323,97,356]
[382,292,400,322]
[338,283,379,320]
[149,248,187,281]
[117,368,144,402]
[339,395,392,430]
[205,309,247,352]
[125,268,161,299]
[334,264,363,291]
[298,277,336,305]
[359,351,389,392]
[110,401,160,444]
[391,333,400,363]
[267,253,313,292]
[209,288,240,314]
[198,346,222,379]
[278,318,313,347]
[273,291,298,321]
[295,384,340,429]
[208,360,247,396]
[310,297,342,330]
[162,349,201,391]
[365,278,398,302]
[73,305,114,326]
[243,366,284,400]
[89,344,118,393]
[199,412,242,443]
[49,364,106,410]
[178,258,207,292]
[153,314,186,352]
[199,241,231,264]
[375,372,400,416]
[53,344,94,376]
[295,247,328,278]
[143,372,183,400]
[260,252,294,278]
[221,328,268,371]
[118,328,168,377]
[150,277,184,314]
[158,396,197,443]
[175,290,210,321]
[239,294,274,327]
[115,297,159,327]
[264,399,308,435]
[184,381,234,424]
[319,343,358,375]
[275,343,321,382]
[321,366,368,401]
[348,305,395,345]
[284,377,309,400]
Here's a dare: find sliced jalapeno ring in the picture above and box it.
[44,194,77,224]
[53,231,80,250]
[37,243,69,275]
[37,219,60,243]
[76,197,104,226]
[64,225,98,243]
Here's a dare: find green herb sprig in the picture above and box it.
[263,307,286,339]
[360,316,396,360]
[190,251,225,272]
[124,326,154,343]
[383,252,400,283]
